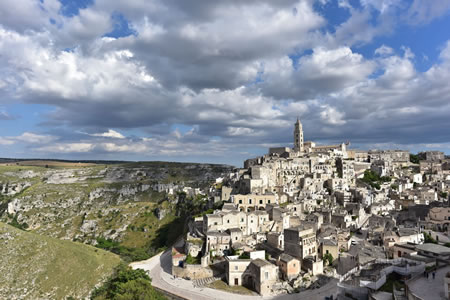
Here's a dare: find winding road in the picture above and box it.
[130,250,338,300]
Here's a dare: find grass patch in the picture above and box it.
[379,273,405,293]
[0,222,120,299]
[206,280,256,295]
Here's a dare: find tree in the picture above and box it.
[91,264,166,300]
[185,253,201,265]
[410,154,420,164]
[423,232,437,244]
[323,253,333,266]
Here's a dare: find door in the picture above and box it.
[235,278,239,285]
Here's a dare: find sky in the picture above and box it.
[1,0,450,166]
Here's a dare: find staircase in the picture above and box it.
[193,274,225,288]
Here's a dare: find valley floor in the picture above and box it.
[130,250,338,300]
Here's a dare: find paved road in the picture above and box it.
[408,265,450,300]
[130,250,338,300]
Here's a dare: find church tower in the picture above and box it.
[294,118,304,152]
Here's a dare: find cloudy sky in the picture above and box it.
[1,0,450,166]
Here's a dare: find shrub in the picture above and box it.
[323,253,334,266]
[423,232,437,244]
[185,253,201,265]
[91,263,166,300]
[95,237,151,262]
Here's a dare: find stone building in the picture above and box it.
[206,231,231,256]
[425,151,445,162]
[226,257,251,287]
[203,209,270,236]
[225,257,278,296]
[232,193,276,211]
[267,232,284,249]
[293,118,304,152]
[318,238,338,262]
[247,259,279,296]
[278,253,300,280]
[284,226,317,260]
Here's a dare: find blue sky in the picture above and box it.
[1,0,450,166]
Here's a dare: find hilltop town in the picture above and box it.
[165,118,450,299]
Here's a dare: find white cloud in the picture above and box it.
[100,142,148,153]
[375,45,394,56]
[261,47,375,100]
[0,137,15,145]
[405,0,450,25]
[0,1,450,162]
[14,132,55,144]
[90,129,126,139]
[37,143,94,153]
[0,110,14,120]
[320,105,346,125]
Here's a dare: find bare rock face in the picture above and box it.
[272,282,294,295]
[0,162,233,243]
[80,220,98,234]
[1,182,31,196]
[7,199,21,215]
[154,207,167,220]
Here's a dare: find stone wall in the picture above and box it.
[172,265,213,280]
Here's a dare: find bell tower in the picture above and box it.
[294,118,304,152]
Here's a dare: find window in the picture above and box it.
[227,220,230,223]
[249,199,252,204]
[265,272,269,280]
[268,200,271,204]
[259,200,263,204]
[235,266,238,270]
[293,264,296,267]
[251,220,253,223]
[241,218,244,222]
[239,200,242,204]
[214,222,218,225]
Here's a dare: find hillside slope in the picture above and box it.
[0,161,232,260]
[0,222,121,299]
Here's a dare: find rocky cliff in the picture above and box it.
[0,161,232,256]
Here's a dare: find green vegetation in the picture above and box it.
[193,201,225,218]
[185,253,201,265]
[0,161,230,264]
[410,154,420,164]
[323,253,334,266]
[361,170,391,189]
[279,201,290,208]
[239,252,250,259]
[424,232,438,244]
[426,265,436,271]
[92,263,166,300]
[7,214,29,230]
[379,273,405,293]
[0,222,120,299]
[95,237,153,262]
[441,192,448,199]
[207,280,255,295]
[0,161,233,298]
